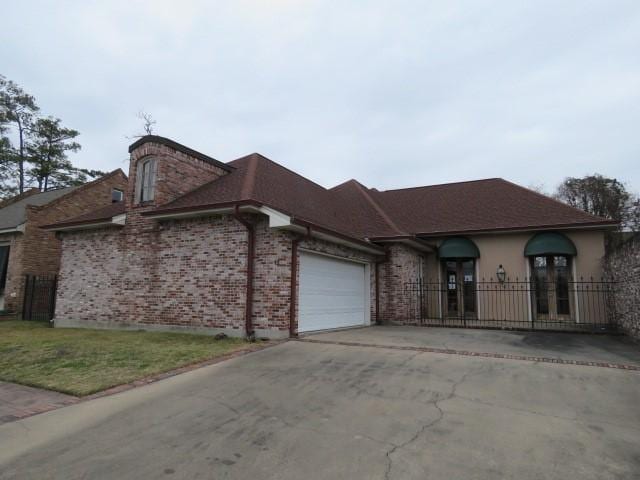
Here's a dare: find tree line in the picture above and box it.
[0,74,106,198]
[529,175,639,232]
[555,175,639,232]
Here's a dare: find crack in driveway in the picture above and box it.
[383,368,482,480]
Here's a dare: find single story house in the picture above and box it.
[0,171,128,314]
[45,136,617,338]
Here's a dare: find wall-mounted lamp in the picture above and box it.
[496,264,506,283]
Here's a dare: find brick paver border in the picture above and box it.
[4,339,282,423]
[82,339,282,401]
[296,338,640,371]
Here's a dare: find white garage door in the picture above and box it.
[298,251,368,333]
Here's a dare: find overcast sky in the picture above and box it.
[2,0,639,193]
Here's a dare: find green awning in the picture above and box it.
[524,232,577,256]
[438,237,480,259]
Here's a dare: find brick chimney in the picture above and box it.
[126,135,232,209]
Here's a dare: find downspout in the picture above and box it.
[233,205,255,340]
[375,262,380,325]
[290,235,300,338]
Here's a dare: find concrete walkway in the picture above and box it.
[0,337,639,479]
[306,326,640,367]
[0,381,77,425]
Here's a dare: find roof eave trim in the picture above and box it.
[142,200,264,219]
[0,223,25,235]
[144,201,384,255]
[417,221,619,238]
[290,218,385,255]
[128,135,234,172]
[44,215,127,232]
[369,236,434,252]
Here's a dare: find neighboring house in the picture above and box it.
[44,136,617,338]
[0,171,128,314]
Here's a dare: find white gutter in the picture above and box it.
[49,215,127,232]
[147,204,383,255]
[372,237,434,253]
[419,223,618,238]
[0,223,25,235]
[144,206,236,221]
[296,226,384,255]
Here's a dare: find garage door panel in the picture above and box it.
[299,252,367,333]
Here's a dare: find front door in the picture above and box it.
[531,255,572,321]
[443,259,476,318]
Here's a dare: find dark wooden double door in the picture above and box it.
[443,259,476,318]
[531,255,572,320]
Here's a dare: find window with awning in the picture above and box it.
[524,232,577,257]
[438,237,480,259]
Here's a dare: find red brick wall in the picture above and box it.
[252,219,294,334]
[0,232,23,312]
[54,211,387,337]
[52,139,425,335]
[56,140,249,333]
[379,243,426,325]
[1,171,128,313]
[127,141,228,209]
[56,215,252,331]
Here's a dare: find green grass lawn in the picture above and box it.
[0,321,252,396]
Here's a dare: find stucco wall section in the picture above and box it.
[605,234,640,340]
[423,230,606,282]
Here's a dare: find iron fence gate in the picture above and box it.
[403,278,616,332]
[22,274,57,322]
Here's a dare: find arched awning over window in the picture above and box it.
[524,232,577,256]
[438,237,480,259]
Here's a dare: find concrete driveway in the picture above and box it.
[0,328,639,479]
[306,325,640,367]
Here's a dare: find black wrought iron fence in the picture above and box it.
[22,274,57,322]
[403,278,616,332]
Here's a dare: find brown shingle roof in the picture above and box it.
[370,178,616,236]
[152,156,616,239]
[152,153,371,239]
[51,144,616,238]
[328,180,404,238]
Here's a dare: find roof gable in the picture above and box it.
[0,186,78,230]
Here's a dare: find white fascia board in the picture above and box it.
[0,223,24,235]
[147,207,236,221]
[146,205,286,223]
[373,238,434,253]
[420,223,618,238]
[284,224,381,255]
[112,213,127,225]
[51,215,127,232]
[256,206,292,228]
[310,230,383,255]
